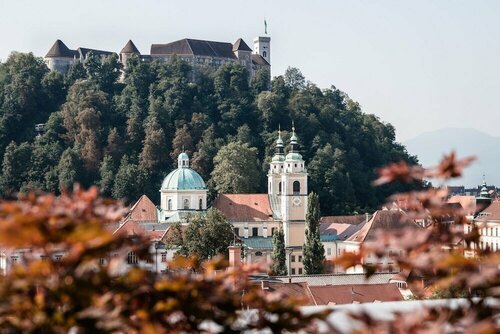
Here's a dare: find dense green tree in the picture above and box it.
[303,192,325,275]
[57,147,83,191]
[0,53,51,155]
[191,125,222,181]
[211,141,260,194]
[171,209,234,261]
[0,142,32,195]
[270,228,287,276]
[112,155,145,203]
[284,67,305,91]
[170,124,193,163]
[251,68,271,95]
[309,144,357,214]
[104,127,124,163]
[64,62,86,86]
[0,52,419,213]
[99,155,116,197]
[139,111,167,171]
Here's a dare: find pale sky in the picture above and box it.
[1,0,499,142]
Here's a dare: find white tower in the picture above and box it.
[253,36,271,64]
[268,126,285,196]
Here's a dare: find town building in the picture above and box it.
[44,35,271,79]
[214,127,308,274]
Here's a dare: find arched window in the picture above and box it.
[278,182,282,194]
[199,198,203,210]
[183,199,190,210]
[263,51,267,58]
[167,199,172,211]
[293,181,300,194]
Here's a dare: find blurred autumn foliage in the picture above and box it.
[0,187,327,333]
[335,152,500,333]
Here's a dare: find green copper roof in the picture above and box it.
[285,152,303,161]
[243,237,273,250]
[161,167,206,190]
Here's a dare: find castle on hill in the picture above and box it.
[44,35,271,78]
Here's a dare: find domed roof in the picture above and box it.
[285,152,303,161]
[161,168,206,190]
[161,153,206,191]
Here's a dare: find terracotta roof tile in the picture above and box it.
[320,215,367,241]
[213,194,275,222]
[476,200,500,221]
[128,195,157,222]
[308,283,403,305]
[264,282,314,306]
[448,195,477,215]
[348,210,419,243]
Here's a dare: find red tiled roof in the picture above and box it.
[308,283,403,305]
[213,194,274,222]
[477,200,500,221]
[264,282,315,306]
[320,215,367,240]
[348,210,418,243]
[128,195,157,222]
[448,196,476,216]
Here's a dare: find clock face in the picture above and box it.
[292,197,301,206]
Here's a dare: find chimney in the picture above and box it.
[228,245,242,268]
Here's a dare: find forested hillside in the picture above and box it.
[0,52,418,215]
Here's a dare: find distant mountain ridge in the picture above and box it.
[404,128,500,187]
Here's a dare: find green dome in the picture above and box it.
[285,152,303,161]
[161,168,206,190]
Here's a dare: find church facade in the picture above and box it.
[44,35,270,79]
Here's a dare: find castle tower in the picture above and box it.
[280,125,307,247]
[44,39,77,72]
[233,38,253,74]
[253,36,271,65]
[120,40,140,67]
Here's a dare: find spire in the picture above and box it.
[480,174,489,198]
[275,124,284,155]
[289,121,299,153]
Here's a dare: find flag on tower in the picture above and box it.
[264,19,268,34]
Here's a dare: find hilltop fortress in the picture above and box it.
[44,35,271,78]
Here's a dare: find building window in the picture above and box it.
[293,181,300,195]
[295,163,297,167]
[327,248,331,256]
[183,199,189,210]
[127,252,138,265]
[234,227,239,236]
[298,268,303,275]
[298,255,303,262]
[99,257,105,265]
[263,51,267,58]
[10,256,18,264]
[252,227,258,237]
[278,182,282,194]
[291,268,295,275]
[168,199,172,211]
[271,227,276,235]
[255,251,263,257]
[291,255,296,262]
[55,255,62,262]
[199,198,203,210]
[161,253,167,263]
